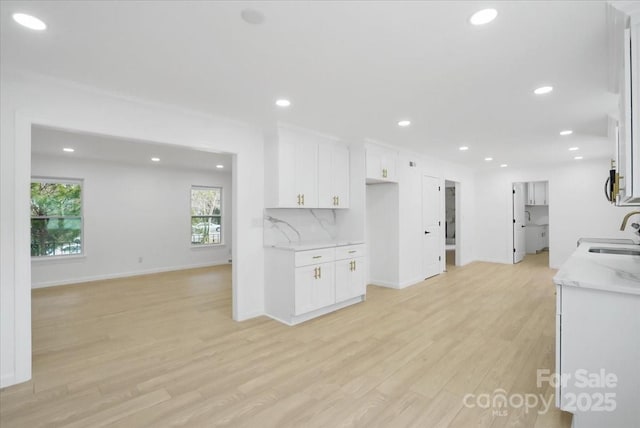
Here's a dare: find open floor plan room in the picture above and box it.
[1,1,639,427]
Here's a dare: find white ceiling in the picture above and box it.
[31,125,233,172]
[1,1,619,169]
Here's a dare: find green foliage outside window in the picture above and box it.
[31,181,82,257]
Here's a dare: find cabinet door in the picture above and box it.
[380,153,397,182]
[332,145,350,208]
[317,144,333,208]
[335,257,366,302]
[277,135,299,208]
[319,144,350,209]
[294,263,335,315]
[526,183,535,205]
[295,139,318,207]
[534,182,547,205]
[366,148,382,180]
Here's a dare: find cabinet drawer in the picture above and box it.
[295,248,335,267]
[335,244,365,260]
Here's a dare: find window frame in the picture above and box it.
[30,176,85,260]
[190,185,223,247]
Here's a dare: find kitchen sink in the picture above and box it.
[588,247,640,256]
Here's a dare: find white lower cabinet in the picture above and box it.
[294,262,335,315]
[265,244,366,325]
[335,257,366,302]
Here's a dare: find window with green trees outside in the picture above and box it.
[30,179,83,257]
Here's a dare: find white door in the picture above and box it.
[513,183,526,263]
[422,175,441,279]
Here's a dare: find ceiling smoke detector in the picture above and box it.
[241,9,265,25]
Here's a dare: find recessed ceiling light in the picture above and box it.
[12,13,46,31]
[569,147,579,151]
[534,86,553,95]
[397,120,411,127]
[62,148,75,153]
[459,146,469,151]
[560,130,573,136]
[484,157,493,161]
[275,99,291,107]
[151,157,160,162]
[500,164,508,168]
[574,156,583,160]
[241,9,265,25]
[216,164,224,169]
[469,8,498,26]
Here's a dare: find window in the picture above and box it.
[31,179,83,257]
[191,186,222,245]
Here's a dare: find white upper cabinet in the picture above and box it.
[318,143,350,209]
[526,181,548,206]
[612,4,640,205]
[616,12,640,206]
[265,126,350,209]
[365,144,398,183]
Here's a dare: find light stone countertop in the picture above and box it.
[553,241,640,295]
[266,240,365,251]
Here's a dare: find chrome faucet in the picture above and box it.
[620,211,640,235]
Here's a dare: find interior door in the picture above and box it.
[422,175,441,279]
[513,183,526,263]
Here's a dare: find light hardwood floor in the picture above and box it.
[0,254,572,427]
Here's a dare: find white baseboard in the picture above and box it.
[474,257,511,265]
[398,276,429,289]
[0,372,16,389]
[369,279,401,289]
[235,311,266,322]
[31,260,231,289]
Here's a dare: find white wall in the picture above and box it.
[366,182,400,286]
[1,71,265,388]
[31,154,232,288]
[474,159,638,268]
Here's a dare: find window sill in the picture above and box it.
[191,243,226,249]
[32,254,86,263]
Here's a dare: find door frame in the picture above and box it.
[512,182,527,264]
[11,113,240,387]
[443,179,461,269]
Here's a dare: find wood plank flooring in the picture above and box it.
[0,254,572,427]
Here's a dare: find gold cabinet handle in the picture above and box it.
[349,261,353,271]
[301,194,305,205]
[348,250,357,254]
[312,255,322,259]
[314,267,318,279]
[353,260,356,271]
[297,194,301,205]
[318,266,321,279]
[336,196,339,206]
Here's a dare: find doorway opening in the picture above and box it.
[512,181,549,265]
[444,180,460,269]
[29,124,237,378]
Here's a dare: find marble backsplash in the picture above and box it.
[264,209,338,246]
